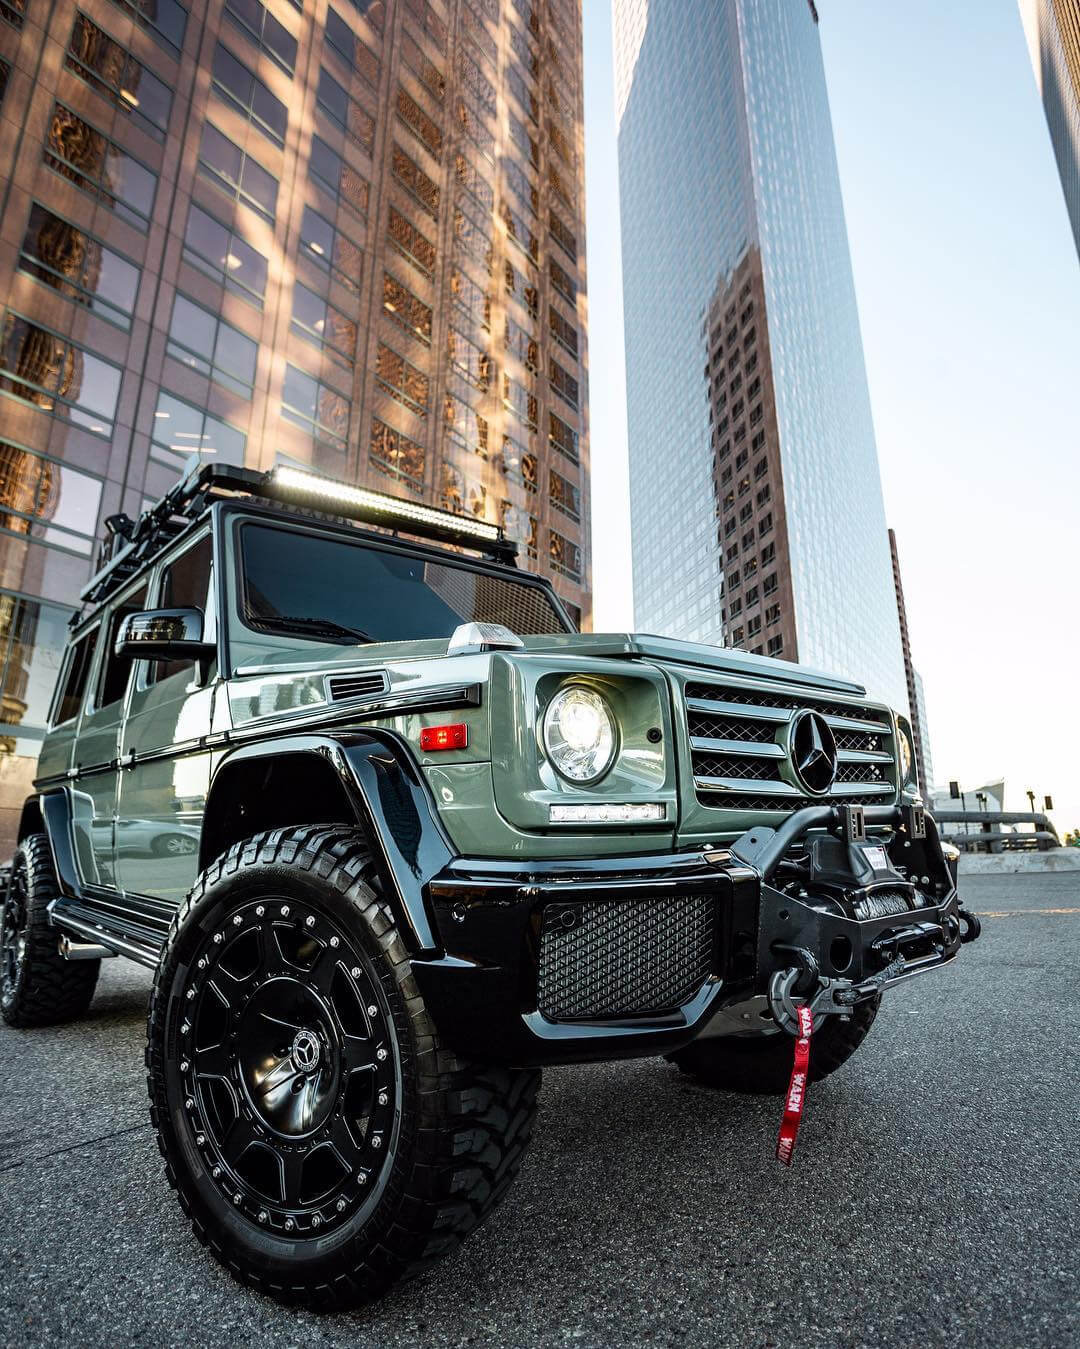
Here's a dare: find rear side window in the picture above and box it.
[96,585,148,709]
[53,627,98,725]
[149,534,213,684]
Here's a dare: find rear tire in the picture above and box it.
[146,825,540,1307]
[1,834,100,1028]
[669,997,880,1095]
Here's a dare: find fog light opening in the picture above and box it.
[829,935,853,974]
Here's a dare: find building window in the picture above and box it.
[508,112,538,168]
[370,416,424,494]
[456,93,495,163]
[451,267,490,336]
[504,314,538,373]
[388,206,435,278]
[167,293,257,398]
[765,603,780,627]
[211,42,287,147]
[760,542,775,566]
[0,311,121,437]
[150,389,245,469]
[504,157,538,220]
[730,626,744,647]
[405,0,447,52]
[502,373,537,430]
[502,201,539,263]
[324,7,379,89]
[462,0,496,64]
[0,591,75,745]
[66,14,172,141]
[224,0,296,76]
[0,440,102,556]
[396,84,442,160]
[456,43,495,117]
[45,104,157,231]
[392,143,440,217]
[758,512,773,537]
[300,205,363,295]
[549,530,581,581]
[198,122,278,222]
[183,203,268,305]
[504,260,538,317]
[444,392,488,457]
[550,259,576,305]
[455,151,494,213]
[507,63,538,122]
[108,0,187,57]
[309,135,369,216]
[291,282,357,368]
[454,197,493,273]
[762,571,778,596]
[446,327,489,390]
[317,67,375,154]
[549,467,580,522]
[550,205,577,261]
[549,306,578,360]
[382,272,432,344]
[282,364,349,452]
[549,358,578,410]
[402,30,446,102]
[18,203,139,331]
[756,483,771,506]
[550,165,574,209]
[374,342,429,415]
[766,635,783,657]
[2,0,26,31]
[549,410,578,463]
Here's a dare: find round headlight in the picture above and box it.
[543,686,617,784]
[897,720,914,782]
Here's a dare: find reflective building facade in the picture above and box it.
[614,0,905,710]
[1020,0,1080,260]
[0,0,589,850]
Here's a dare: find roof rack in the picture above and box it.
[79,463,518,610]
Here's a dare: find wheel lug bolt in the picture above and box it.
[371,1136,382,1149]
[180,1061,189,1073]
[350,967,361,979]
[186,988,195,1000]
[330,936,339,948]
[232,915,242,926]
[213,933,223,944]
[212,1167,221,1179]
[306,916,315,928]
[258,1210,268,1224]
[376,1048,387,1061]
[336,1199,346,1212]
[378,1091,388,1105]
[233,1193,242,1206]
[185,1098,194,1110]
[197,958,207,970]
[358,1174,367,1186]
[196,1134,206,1146]
[181,1021,190,1035]
[280,905,290,917]
[255,905,265,917]
[312,1214,322,1228]
[367,1004,377,1017]
[284,1217,295,1231]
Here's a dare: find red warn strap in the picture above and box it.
[776,1004,813,1166]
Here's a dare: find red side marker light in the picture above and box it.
[420,723,468,751]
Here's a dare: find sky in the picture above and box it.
[582,0,1080,836]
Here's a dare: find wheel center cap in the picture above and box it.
[290,1029,321,1074]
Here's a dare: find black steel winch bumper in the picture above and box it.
[410,804,981,1067]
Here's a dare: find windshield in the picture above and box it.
[238,522,571,642]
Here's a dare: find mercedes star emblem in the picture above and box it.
[790,710,838,794]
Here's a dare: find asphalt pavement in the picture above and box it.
[1,871,1077,1349]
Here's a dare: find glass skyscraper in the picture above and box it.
[613,0,906,711]
[1020,0,1080,260]
[0,0,589,851]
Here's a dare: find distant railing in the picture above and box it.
[934,810,1061,853]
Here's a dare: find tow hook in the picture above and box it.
[767,953,908,1035]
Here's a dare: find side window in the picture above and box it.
[96,585,149,710]
[53,627,99,725]
[149,534,213,685]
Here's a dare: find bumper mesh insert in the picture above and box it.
[537,894,715,1021]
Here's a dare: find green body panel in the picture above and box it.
[33,502,915,896]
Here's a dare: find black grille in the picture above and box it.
[327,671,390,701]
[687,712,776,743]
[694,790,887,812]
[693,754,778,781]
[685,682,890,725]
[835,761,887,785]
[537,895,715,1021]
[833,727,887,754]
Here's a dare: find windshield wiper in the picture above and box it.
[250,615,375,645]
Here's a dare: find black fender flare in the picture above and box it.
[201,730,457,953]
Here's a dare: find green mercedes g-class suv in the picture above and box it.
[0,463,979,1305]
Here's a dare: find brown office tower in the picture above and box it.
[0,0,590,849]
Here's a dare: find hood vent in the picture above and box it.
[326,670,390,703]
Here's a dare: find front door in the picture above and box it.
[71,582,148,890]
[115,533,215,905]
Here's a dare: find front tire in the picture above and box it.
[1,834,100,1028]
[146,825,540,1307]
[669,997,880,1095]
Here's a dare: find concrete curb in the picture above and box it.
[958,848,1080,875]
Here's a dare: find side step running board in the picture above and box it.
[49,898,161,970]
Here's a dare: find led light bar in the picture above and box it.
[548,803,667,824]
[269,466,502,543]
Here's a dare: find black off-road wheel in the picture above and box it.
[669,997,881,1095]
[146,825,540,1307]
[1,834,100,1028]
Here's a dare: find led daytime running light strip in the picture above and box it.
[269,466,502,543]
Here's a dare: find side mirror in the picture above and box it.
[115,608,214,662]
